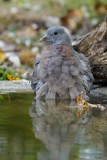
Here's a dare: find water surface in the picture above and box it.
[0,92,107,160]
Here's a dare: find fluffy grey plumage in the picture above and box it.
[31,26,94,100]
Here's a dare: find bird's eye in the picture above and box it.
[54,32,58,35]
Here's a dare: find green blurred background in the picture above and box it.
[0,0,107,80]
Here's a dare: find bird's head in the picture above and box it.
[39,26,71,46]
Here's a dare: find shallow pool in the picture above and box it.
[0,92,107,160]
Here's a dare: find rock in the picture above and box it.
[90,87,107,96]
[89,87,107,104]
[0,80,32,94]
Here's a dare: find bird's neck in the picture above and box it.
[51,43,80,62]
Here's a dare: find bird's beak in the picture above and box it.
[39,35,48,42]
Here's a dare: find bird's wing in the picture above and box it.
[58,44,94,93]
[31,55,44,92]
[74,51,94,92]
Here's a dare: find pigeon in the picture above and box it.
[31,26,94,101]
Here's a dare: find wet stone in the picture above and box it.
[0,80,32,94]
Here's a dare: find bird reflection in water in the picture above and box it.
[29,98,107,160]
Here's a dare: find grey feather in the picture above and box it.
[31,26,94,100]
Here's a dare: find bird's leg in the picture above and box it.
[76,94,98,117]
[76,95,97,108]
[76,94,105,113]
[36,83,48,99]
[59,89,69,100]
[45,89,56,100]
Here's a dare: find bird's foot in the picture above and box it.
[45,91,56,100]
[76,95,105,110]
[76,95,97,108]
[76,95,97,117]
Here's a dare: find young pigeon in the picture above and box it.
[31,26,94,103]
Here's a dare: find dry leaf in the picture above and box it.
[61,9,83,32]
[7,74,21,80]
[0,50,7,64]
[19,50,37,66]
[95,2,107,15]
